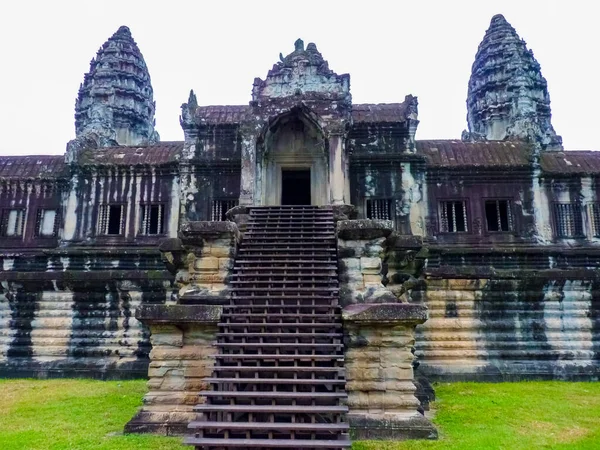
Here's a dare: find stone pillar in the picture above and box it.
[343,303,437,440]
[167,221,240,304]
[239,131,258,206]
[337,219,398,305]
[337,218,436,440]
[125,304,221,435]
[329,133,347,205]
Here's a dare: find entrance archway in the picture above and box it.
[258,111,329,206]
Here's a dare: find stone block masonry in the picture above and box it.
[165,221,240,305]
[125,304,221,435]
[343,303,437,439]
[337,219,398,305]
[337,217,436,439]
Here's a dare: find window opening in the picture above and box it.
[211,199,238,222]
[440,201,468,232]
[553,203,584,238]
[36,209,57,237]
[589,203,600,237]
[2,209,25,237]
[140,204,165,235]
[485,200,512,232]
[98,204,124,235]
[366,199,392,220]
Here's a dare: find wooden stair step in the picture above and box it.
[184,438,350,448]
[216,343,344,348]
[215,354,343,361]
[206,377,346,385]
[212,366,343,373]
[219,322,341,328]
[194,404,348,413]
[188,420,348,430]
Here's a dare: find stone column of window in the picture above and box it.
[239,128,259,206]
[328,132,348,205]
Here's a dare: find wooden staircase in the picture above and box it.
[186,206,351,449]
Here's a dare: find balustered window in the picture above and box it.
[1,209,25,237]
[97,204,125,236]
[35,209,58,237]
[485,200,513,232]
[366,199,393,220]
[211,199,238,222]
[553,203,584,238]
[589,203,600,237]
[439,200,468,233]
[140,204,165,235]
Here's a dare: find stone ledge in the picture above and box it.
[391,234,423,250]
[337,219,394,240]
[178,293,231,305]
[326,204,358,221]
[425,267,600,280]
[124,420,188,436]
[348,414,438,440]
[342,303,428,324]
[136,304,222,324]
[0,270,172,283]
[225,205,249,220]
[179,221,239,240]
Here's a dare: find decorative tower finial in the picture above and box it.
[187,89,198,110]
[73,25,159,147]
[464,14,562,150]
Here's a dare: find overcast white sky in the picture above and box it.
[0,0,598,155]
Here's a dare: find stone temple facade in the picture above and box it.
[1,14,600,441]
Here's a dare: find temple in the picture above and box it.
[1,14,599,447]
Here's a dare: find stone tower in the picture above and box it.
[465,14,562,150]
[74,26,159,147]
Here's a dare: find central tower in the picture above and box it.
[244,39,352,206]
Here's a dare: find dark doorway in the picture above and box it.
[281,169,311,205]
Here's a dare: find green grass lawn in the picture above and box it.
[0,379,599,450]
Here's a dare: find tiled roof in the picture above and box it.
[351,103,409,124]
[0,155,67,179]
[417,140,533,168]
[540,151,600,174]
[195,105,249,125]
[193,103,411,126]
[81,141,184,166]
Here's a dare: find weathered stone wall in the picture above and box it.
[63,166,179,243]
[0,251,171,379]
[411,263,600,381]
